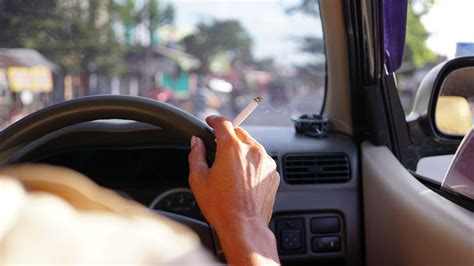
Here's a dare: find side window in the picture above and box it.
[395,0,474,182]
[396,0,474,114]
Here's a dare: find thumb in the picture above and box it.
[188,136,208,182]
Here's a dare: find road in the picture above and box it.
[220,90,325,127]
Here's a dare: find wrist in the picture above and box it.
[213,216,267,233]
[214,218,280,265]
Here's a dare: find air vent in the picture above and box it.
[283,153,350,184]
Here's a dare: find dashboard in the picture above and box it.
[12,120,361,265]
[39,146,204,220]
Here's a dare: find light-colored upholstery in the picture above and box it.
[0,164,214,265]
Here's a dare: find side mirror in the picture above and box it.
[432,60,473,139]
[435,96,472,136]
[408,56,474,143]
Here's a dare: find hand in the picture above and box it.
[188,115,280,265]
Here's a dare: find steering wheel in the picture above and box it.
[0,95,220,255]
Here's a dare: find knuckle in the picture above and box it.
[272,171,281,185]
[217,133,230,143]
[249,145,260,155]
[236,127,251,138]
[274,175,281,187]
[265,154,277,169]
[188,173,203,189]
[251,143,266,155]
[207,115,219,121]
[249,147,265,161]
[257,143,268,155]
[215,116,227,123]
[274,171,281,180]
[270,159,277,172]
[212,116,228,126]
[188,175,196,187]
[221,135,240,147]
[188,150,200,162]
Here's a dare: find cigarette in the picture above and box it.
[232,97,263,128]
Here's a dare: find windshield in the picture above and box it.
[0,0,325,129]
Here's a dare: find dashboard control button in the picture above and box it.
[280,229,302,250]
[274,217,306,254]
[312,236,341,253]
[310,217,340,234]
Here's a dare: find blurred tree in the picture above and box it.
[254,58,277,72]
[404,0,437,68]
[289,0,437,69]
[287,0,325,87]
[182,20,253,73]
[0,0,57,48]
[0,0,125,95]
[286,0,320,16]
[300,36,324,55]
[111,0,142,46]
[286,0,324,58]
[143,0,174,47]
[110,0,174,48]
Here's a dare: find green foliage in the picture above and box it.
[0,0,125,75]
[110,0,174,48]
[112,0,141,27]
[300,36,324,54]
[111,0,141,46]
[404,0,437,68]
[254,58,276,72]
[144,0,174,46]
[0,0,176,76]
[286,0,320,16]
[288,0,437,70]
[182,20,253,73]
[285,0,325,85]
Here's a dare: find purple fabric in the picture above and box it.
[383,0,408,73]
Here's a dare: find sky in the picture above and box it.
[422,0,474,59]
[166,0,474,65]
[168,0,323,66]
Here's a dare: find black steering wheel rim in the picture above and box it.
[0,95,220,254]
[0,95,216,164]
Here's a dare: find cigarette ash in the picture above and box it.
[253,96,263,104]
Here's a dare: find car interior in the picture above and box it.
[0,0,473,265]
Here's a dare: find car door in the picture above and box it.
[344,0,474,264]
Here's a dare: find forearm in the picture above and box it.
[215,219,280,265]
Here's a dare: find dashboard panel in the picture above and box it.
[12,120,361,265]
[149,188,202,220]
[39,146,193,208]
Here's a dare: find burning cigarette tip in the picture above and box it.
[254,96,263,104]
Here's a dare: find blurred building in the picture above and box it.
[0,48,59,126]
[119,45,201,100]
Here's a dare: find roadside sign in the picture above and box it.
[455,42,474,57]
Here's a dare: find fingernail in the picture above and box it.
[190,136,196,148]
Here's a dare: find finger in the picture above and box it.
[188,136,208,183]
[237,127,269,157]
[206,115,238,143]
[235,127,257,145]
